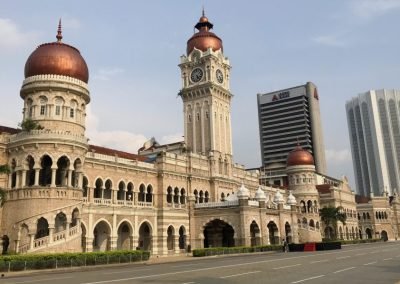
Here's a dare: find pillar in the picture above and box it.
[15,171,20,189]
[48,227,55,244]
[34,168,40,186]
[21,170,27,187]
[29,233,35,250]
[65,223,70,240]
[7,173,12,188]
[51,167,57,187]
[67,170,73,187]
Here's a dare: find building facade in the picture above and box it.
[0,15,398,256]
[346,90,400,197]
[257,83,327,186]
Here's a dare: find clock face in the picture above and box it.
[190,68,203,83]
[216,69,224,84]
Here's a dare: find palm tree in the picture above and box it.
[319,206,347,240]
[0,165,9,207]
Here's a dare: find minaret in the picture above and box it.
[179,11,232,160]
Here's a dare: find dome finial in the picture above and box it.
[202,6,205,17]
[56,18,62,43]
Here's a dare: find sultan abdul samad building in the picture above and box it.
[0,13,399,255]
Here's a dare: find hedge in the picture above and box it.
[192,245,282,257]
[0,250,150,272]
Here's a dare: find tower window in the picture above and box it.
[55,106,61,116]
[188,114,192,122]
[40,106,45,116]
[197,113,200,121]
[70,108,74,118]
[29,107,33,118]
[206,112,209,119]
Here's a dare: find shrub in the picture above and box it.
[0,250,150,272]
[192,245,282,257]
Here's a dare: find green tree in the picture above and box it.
[319,206,347,240]
[0,165,9,206]
[18,118,44,132]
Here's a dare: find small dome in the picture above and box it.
[255,186,266,201]
[187,12,223,55]
[237,183,249,199]
[287,191,297,206]
[287,144,314,167]
[24,20,89,83]
[273,189,284,204]
[225,192,238,202]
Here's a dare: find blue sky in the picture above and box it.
[1,0,400,190]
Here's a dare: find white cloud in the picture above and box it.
[312,34,346,47]
[351,0,400,19]
[86,106,148,153]
[92,67,125,81]
[0,18,37,50]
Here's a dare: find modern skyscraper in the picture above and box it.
[346,89,400,197]
[257,82,327,184]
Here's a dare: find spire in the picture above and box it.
[202,6,205,17]
[56,18,62,43]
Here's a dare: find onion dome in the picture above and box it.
[286,191,297,206]
[24,20,89,83]
[287,144,315,167]
[225,192,238,202]
[186,9,223,55]
[237,183,249,199]
[255,186,266,201]
[273,189,284,204]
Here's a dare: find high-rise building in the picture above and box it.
[257,82,327,185]
[346,89,400,197]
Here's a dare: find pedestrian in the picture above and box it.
[282,239,287,252]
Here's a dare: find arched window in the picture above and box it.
[205,191,209,203]
[180,188,186,204]
[146,185,153,203]
[194,190,198,204]
[166,186,173,204]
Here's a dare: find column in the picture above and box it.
[77,172,83,188]
[67,170,73,187]
[48,227,55,244]
[8,173,12,188]
[51,167,57,187]
[29,233,35,250]
[88,187,93,203]
[111,214,117,250]
[15,171,20,189]
[174,235,180,254]
[21,170,27,187]
[65,223,70,240]
[112,189,117,204]
[34,168,40,186]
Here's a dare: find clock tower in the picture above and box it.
[179,11,233,163]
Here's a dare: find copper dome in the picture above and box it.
[186,12,223,55]
[287,145,315,167]
[24,21,89,83]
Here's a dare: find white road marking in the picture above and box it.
[81,244,400,284]
[333,267,356,274]
[364,261,377,266]
[220,270,261,279]
[273,264,301,270]
[12,276,74,283]
[383,258,393,261]
[103,268,150,274]
[291,275,325,283]
[310,259,328,264]
[370,251,379,254]
[356,253,366,256]
[336,256,351,260]
[182,282,196,284]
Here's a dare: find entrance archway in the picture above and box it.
[250,221,261,246]
[267,221,279,244]
[138,222,152,251]
[285,222,292,243]
[203,219,235,248]
[117,222,132,250]
[179,226,186,250]
[324,227,334,240]
[93,220,111,251]
[381,230,388,241]
[167,226,175,251]
[365,228,372,239]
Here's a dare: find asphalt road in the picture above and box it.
[2,242,400,284]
